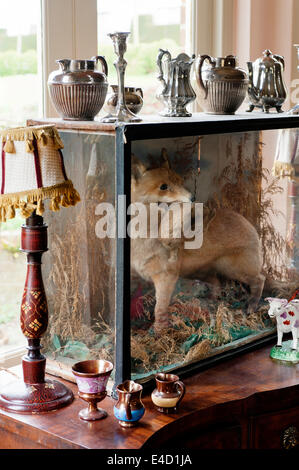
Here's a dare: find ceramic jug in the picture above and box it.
[156,49,196,117]
[48,56,108,120]
[114,380,145,428]
[247,49,287,113]
[195,54,248,114]
[151,373,185,413]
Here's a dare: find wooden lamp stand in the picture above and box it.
[0,212,73,413]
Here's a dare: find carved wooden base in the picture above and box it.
[0,379,73,414]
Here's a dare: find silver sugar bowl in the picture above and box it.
[103,85,143,115]
[48,56,108,120]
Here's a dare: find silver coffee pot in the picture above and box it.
[156,49,196,117]
[247,49,287,113]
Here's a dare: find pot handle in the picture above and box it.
[91,55,108,76]
[175,380,186,407]
[196,54,215,99]
[157,48,171,94]
[125,393,132,420]
[273,54,285,70]
[136,88,143,98]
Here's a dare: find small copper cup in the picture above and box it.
[72,359,113,421]
[151,373,185,414]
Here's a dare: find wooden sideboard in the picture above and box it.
[0,342,298,449]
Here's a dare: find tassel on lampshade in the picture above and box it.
[0,125,80,413]
[0,125,80,222]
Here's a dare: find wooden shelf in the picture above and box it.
[0,343,298,449]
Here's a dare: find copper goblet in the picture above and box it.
[72,359,113,421]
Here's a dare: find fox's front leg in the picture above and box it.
[152,273,178,333]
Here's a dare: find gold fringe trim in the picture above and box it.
[272,161,295,178]
[0,125,64,154]
[0,180,80,223]
[4,138,15,153]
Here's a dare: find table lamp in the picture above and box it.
[0,124,80,413]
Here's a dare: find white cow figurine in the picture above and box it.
[266,298,299,350]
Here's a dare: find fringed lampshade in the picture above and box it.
[0,124,80,414]
[273,128,299,178]
[0,124,80,222]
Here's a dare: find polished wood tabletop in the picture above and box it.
[0,342,298,449]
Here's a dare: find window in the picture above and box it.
[0,0,42,128]
[0,217,26,356]
[97,0,189,115]
[0,0,42,359]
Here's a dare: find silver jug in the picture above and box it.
[156,49,196,117]
[48,56,108,120]
[195,54,248,114]
[247,49,287,113]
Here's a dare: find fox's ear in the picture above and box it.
[161,148,170,169]
[131,154,147,181]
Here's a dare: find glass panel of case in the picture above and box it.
[42,131,116,383]
[130,129,298,381]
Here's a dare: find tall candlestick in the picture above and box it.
[102,32,141,123]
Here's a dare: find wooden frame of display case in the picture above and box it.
[28,113,299,394]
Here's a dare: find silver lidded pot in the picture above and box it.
[103,85,143,115]
[48,56,108,120]
[247,49,287,113]
[195,54,248,114]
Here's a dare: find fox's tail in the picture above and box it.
[263,276,299,300]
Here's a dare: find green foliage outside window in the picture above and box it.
[0,50,37,76]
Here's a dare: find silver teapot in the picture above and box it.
[247,49,287,113]
[156,49,196,117]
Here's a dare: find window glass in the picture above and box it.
[97,0,187,115]
[129,129,294,381]
[0,0,42,355]
[0,0,42,128]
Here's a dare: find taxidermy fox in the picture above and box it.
[131,150,265,333]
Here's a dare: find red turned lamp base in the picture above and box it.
[0,378,73,414]
[0,212,73,414]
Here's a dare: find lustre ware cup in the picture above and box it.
[72,359,113,421]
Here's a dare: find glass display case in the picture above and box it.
[28,113,299,392]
